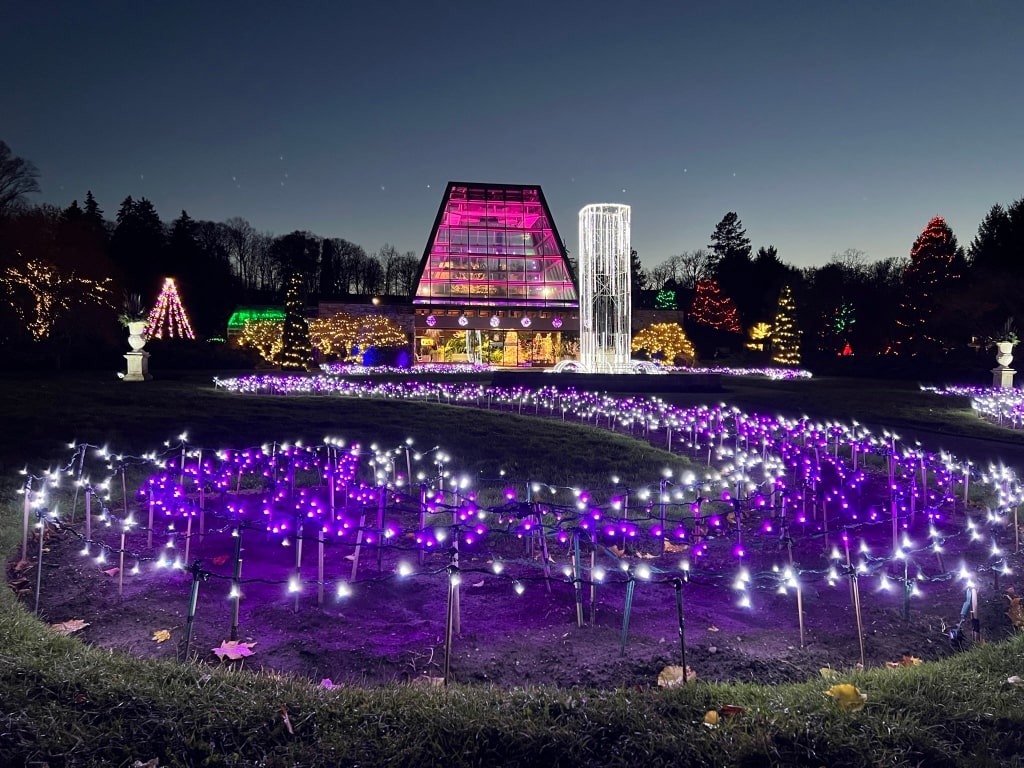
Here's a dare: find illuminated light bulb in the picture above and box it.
[229,586,240,599]
[397,562,413,577]
[336,582,352,599]
[492,561,504,575]
[636,564,651,580]
[288,576,301,593]
[592,567,606,582]
[738,594,751,609]
[513,581,525,595]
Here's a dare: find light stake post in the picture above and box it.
[181,560,208,662]
[672,576,688,682]
[34,509,47,615]
[230,526,243,641]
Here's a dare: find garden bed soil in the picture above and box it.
[11,502,1023,690]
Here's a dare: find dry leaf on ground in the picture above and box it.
[152,629,171,643]
[825,683,867,711]
[51,619,89,635]
[657,665,696,687]
[212,640,256,660]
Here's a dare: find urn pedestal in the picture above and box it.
[991,341,1015,388]
[123,321,152,382]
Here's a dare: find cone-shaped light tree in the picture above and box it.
[145,277,195,340]
[770,284,801,366]
[689,278,741,332]
[279,273,313,370]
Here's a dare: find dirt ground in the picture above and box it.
[11,492,1023,690]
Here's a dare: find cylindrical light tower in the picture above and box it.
[579,204,631,373]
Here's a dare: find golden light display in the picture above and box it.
[238,319,283,363]
[239,311,409,364]
[746,321,772,351]
[631,322,696,365]
[770,285,801,366]
[309,313,408,360]
[1,255,111,341]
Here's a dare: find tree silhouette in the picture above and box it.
[893,216,965,355]
[0,141,40,217]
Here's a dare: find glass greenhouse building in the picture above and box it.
[412,182,579,366]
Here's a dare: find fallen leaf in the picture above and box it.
[820,667,840,679]
[703,710,719,728]
[657,665,696,687]
[280,705,293,735]
[152,629,171,643]
[51,619,89,635]
[609,545,626,558]
[1007,676,1023,686]
[663,539,688,553]
[472,580,485,588]
[1007,595,1024,630]
[12,559,31,575]
[211,554,230,566]
[707,625,720,632]
[825,683,867,711]
[102,567,120,577]
[212,640,256,660]
[720,704,746,717]
[412,675,445,687]
[886,655,922,668]
[131,759,160,768]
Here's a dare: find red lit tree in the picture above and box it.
[688,278,741,332]
[893,216,965,355]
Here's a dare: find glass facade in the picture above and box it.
[414,183,578,307]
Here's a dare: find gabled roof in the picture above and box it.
[413,182,578,307]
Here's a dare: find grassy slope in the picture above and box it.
[2,371,1024,767]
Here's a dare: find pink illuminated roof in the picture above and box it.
[413,182,578,308]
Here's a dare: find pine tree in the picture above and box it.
[688,278,741,332]
[969,204,1011,271]
[893,216,965,355]
[279,273,313,370]
[770,285,800,366]
[146,277,195,340]
[709,212,751,263]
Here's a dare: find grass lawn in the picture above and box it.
[2,369,1023,767]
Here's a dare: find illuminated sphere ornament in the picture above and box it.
[578,204,631,373]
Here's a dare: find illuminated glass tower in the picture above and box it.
[579,204,631,373]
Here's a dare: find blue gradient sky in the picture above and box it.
[4,1,1022,270]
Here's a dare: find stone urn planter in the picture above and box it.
[992,340,1016,388]
[127,321,148,351]
[123,320,152,382]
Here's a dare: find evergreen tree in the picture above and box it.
[893,216,965,355]
[279,273,313,370]
[710,212,755,322]
[688,278,741,332]
[969,204,1011,271]
[629,248,648,294]
[83,191,103,226]
[709,212,751,268]
[109,196,167,296]
[770,285,801,366]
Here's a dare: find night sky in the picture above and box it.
[4,1,1022,269]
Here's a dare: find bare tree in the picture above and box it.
[675,249,714,289]
[0,141,41,217]
[223,217,258,289]
[394,250,420,297]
